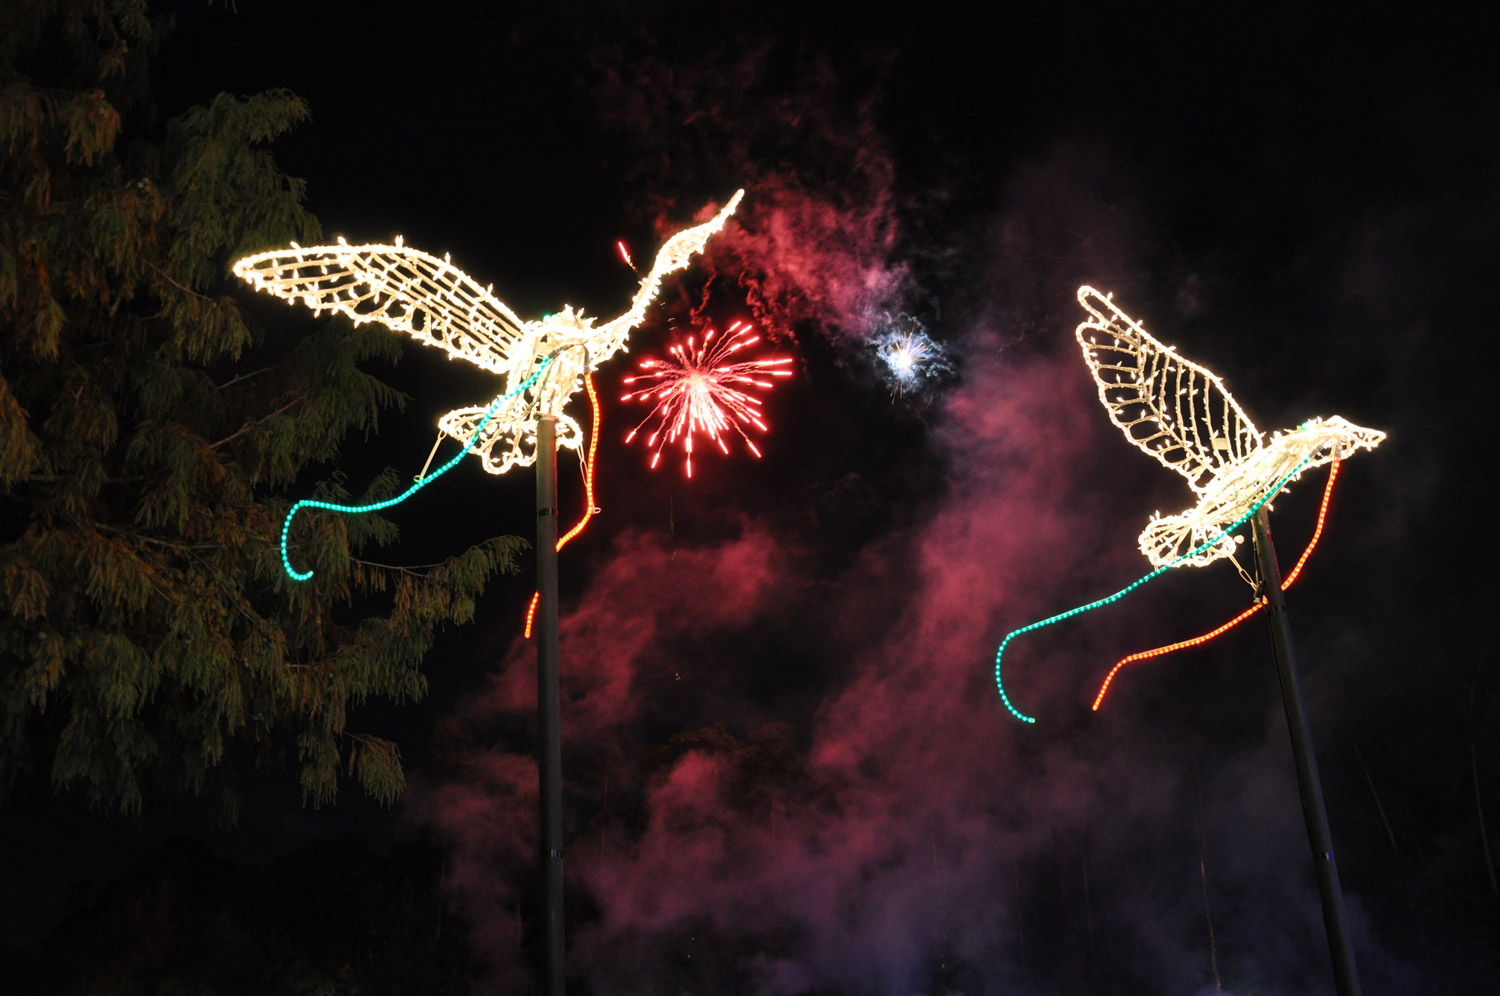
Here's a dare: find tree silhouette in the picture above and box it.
[0,0,526,820]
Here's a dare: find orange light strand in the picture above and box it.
[1091,459,1341,711]
[524,369,601,639]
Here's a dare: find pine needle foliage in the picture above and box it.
[1,0,527,820]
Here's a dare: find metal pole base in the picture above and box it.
[536,415,564,996]
[1251,508,1360,996]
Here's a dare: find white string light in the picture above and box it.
[1075,286,1385,567]
[233,191,744,475]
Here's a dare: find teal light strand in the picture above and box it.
[280,358,554,582]
[995,454,1315,724]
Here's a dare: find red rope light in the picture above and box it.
[1091,459,1342,711]
[524,369,601,639]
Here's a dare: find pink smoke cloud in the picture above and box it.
[463,522,791,738]
[418,750,538,994]
[595,45,915,343]
[415,524,800,992]
[550,346,1148,996]
[411,112,1404,993]
[713,171,911,343]
[415,337,1152,994]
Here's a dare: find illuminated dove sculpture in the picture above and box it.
[1075,286,1385,568]
[232,191,743,475]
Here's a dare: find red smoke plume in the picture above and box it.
[413,60,1395,995]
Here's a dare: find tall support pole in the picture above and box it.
[535,414,565,996]
[1251,507,1361,996]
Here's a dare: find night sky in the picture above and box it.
[4,2,1497,994]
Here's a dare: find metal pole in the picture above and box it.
[535,414,564,996]
[1251,507,1361,996]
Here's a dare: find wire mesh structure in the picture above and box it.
[1075,286,1384,567]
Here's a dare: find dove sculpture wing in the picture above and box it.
[233,191,744,475]
[1076,286,1264,493]
[1076,287,1384,568]
[231,239,531,377]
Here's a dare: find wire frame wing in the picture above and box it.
[232,239,531,378]
[1076,286,1263,494]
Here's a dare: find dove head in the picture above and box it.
[1293,415,1387,460]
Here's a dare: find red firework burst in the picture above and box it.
[622,321,792,477]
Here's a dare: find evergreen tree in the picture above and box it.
[0,0,525,819]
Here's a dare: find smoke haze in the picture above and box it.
[412,37,1440,996]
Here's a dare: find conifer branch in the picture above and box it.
[143,258,214,304]
[181,545,260,628]
[216,365,275,390]
[208,392,305,450]
[0,5,523,817]
[94,523,222,552]
[350,557,448,577]
[17,474,144,484]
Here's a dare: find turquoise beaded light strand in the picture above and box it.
[994,452,1315,724]
[279,358,555,581]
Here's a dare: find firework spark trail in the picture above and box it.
[616,240,637,273]
[622,321,792,477]
[872,316,950,396]
[882,333,928,381]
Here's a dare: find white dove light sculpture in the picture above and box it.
[1075,286,1384,568]
[993,286,1384,724]
[233,191,744,476]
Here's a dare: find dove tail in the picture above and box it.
[993,451,1317,724]
[278,357,555,582]
[1090,459,1341,711]
[523,367,602,637]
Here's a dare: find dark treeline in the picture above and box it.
[4,832,477,996]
